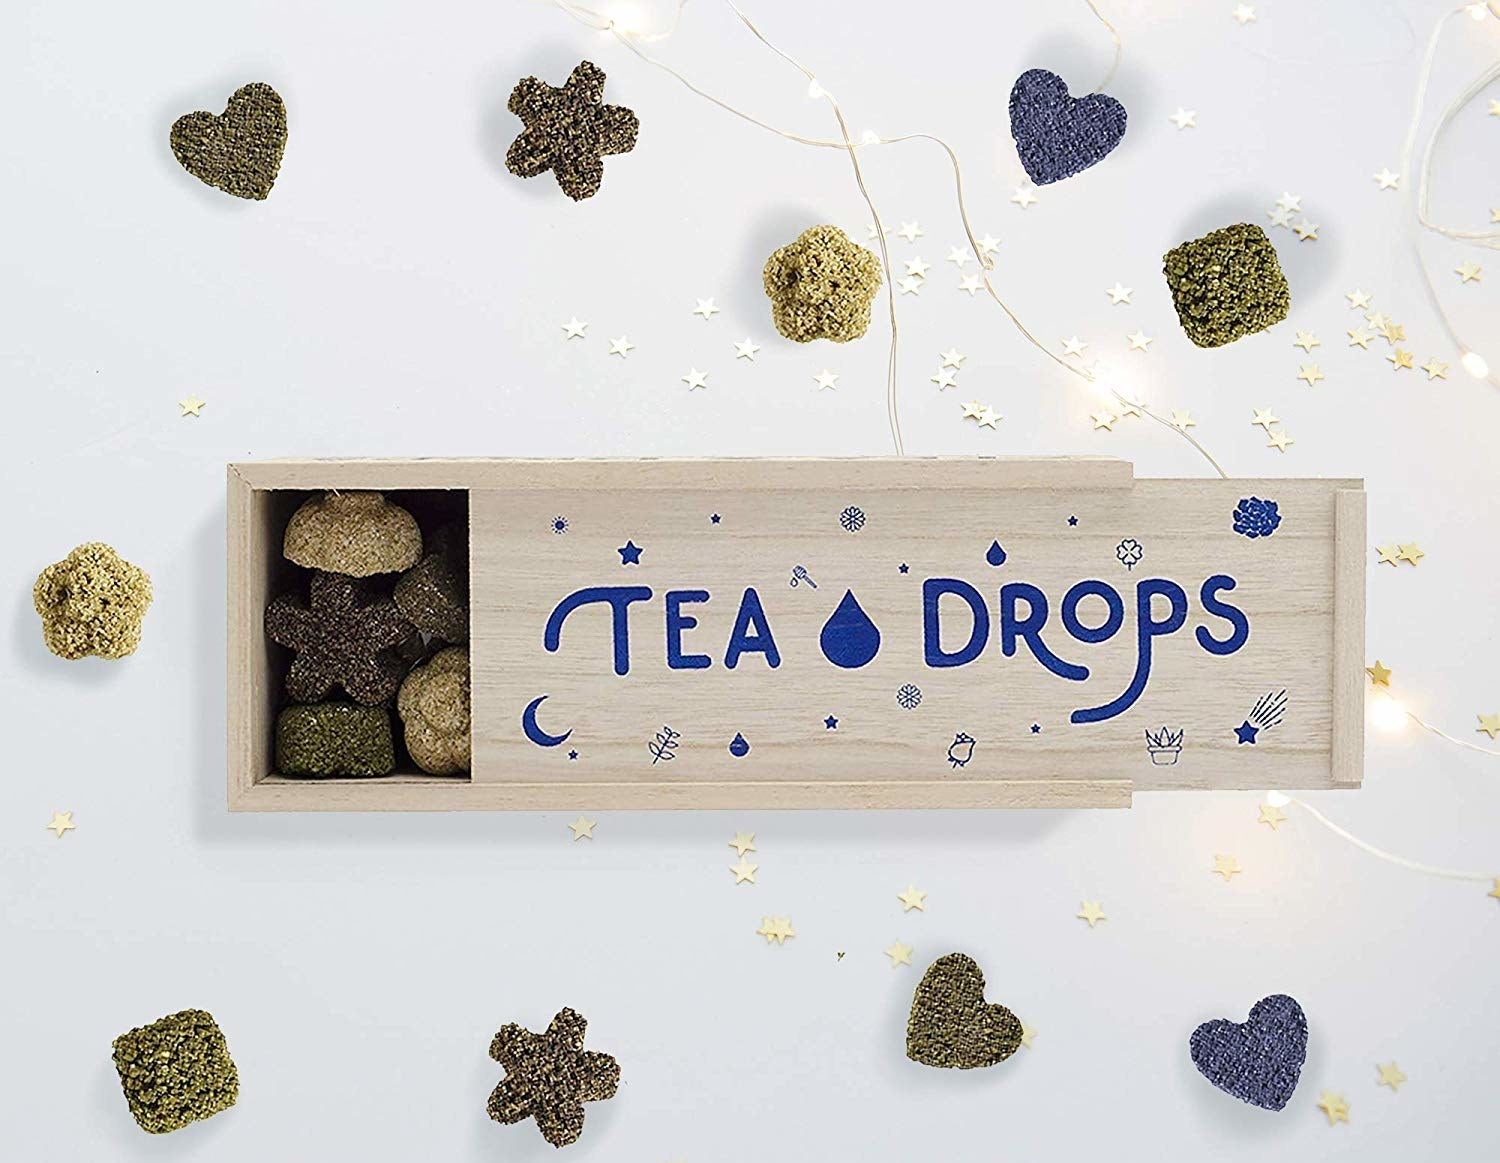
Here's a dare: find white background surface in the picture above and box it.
[3,0,1499,1159]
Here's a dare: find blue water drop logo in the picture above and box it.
[820,589,882,669]
[728,732,750,757]
[986,539,1007,567]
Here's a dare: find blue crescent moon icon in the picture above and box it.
[521,695,573,748]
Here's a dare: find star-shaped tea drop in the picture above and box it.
[505,61,639,201]
[486,1008,620,1148]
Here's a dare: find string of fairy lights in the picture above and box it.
[546,0,1500,895]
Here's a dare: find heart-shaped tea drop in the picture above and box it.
[1189,994,1308,1110]
[170,83,287,200]
[906,952,1023,1069]
[1008,68,1126,186]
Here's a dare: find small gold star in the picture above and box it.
[734,338,761,360]
[1476,713,1500,740]
[1347,328,1374,349]
[1258,803,1288,829]
[1456,262,1483,284]
[1491,879,1500,901]
[567,816,597,840]
[977,406,1003,430]
[1366,660,1393,687]
[957,274,984,296]
[929,368,957,390]
[1421,358,1449,380]
[1297,363,1325,387]
[1170,410,1197,430]
[1375,544,1401,566]
[1377,1062,1408,1091]
[960,399,985,420]
[1346,289,1372,310]
[1373,167,1401,190]
[940,348,966,368]
[1267,430,1295,452]
[1091,410,1118,431]
[1386,348,1415,371]
[1126,330,1154,352]
[884,941,914,967]
[1318,1090,1351,1126]
[729,858,759,884]
[1077,900,1107,927]
[681,368,709,391]
[45,811,76,838]
[905,257,931,278]
[1061,336,1088,357]
[1492,208,1500,224]
[896,221,924,242]
[691,298,720,320]
[729,831,757,857]
[897,885,927,912]
[1380,320,1406,345]
[1396,542,1425,565]
[561,316,588,339]
[1011,185,1039,209]
[1020,1023,1037,1047]
[1293,330,1321,352]
[1107,283,1133,304]
[898,276,924,295]
[1366,310,1389,332]
[608,335,635,357]
[757,916,795,945]
[1233,4,1257,24]
[812,370,839,391]
[1211,854,1242,881]
[1491,99,1500,117]
[1251,407,1280,431]
[1294,219,1320,241]
[1169,108,1197,129]
[977,235,1001,257]
[178,396,206,417]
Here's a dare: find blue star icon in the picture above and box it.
[568,749,578,761]
[1068,515,1079,526]
[617,540,643,565]
[898,563,910,574]
[824,715,839,730]
[1233,720,1259,745]
[1030,723,1041,734]
[710,514,721,524]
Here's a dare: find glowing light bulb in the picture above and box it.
[1371,694,1408,733]
[860,129,881,146]
[1467,2,1489,20]
[1264,790,1291,808]
[1461,350,1490,379]
[807,80,825,99]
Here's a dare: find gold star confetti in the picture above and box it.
[960,399,985,420]
[178,396,206,417]
[946,246,971,267]
[1091,410,1118,431]
[1277,192,1302,212]
[691,298,720,320]
[1011,185,1039,209]
[957,274,984,296]
[1377,1062,1408,1092]
[1116,397,1144,419]
[884,941,914,968]
[1293,330,1321,352]
[681,368,708,391]
[729,858,759,885]
[1020,1023,1038,1047]
[1293,219,1320,241]
[813,370,839,390]
[1421,358,1449,380]
[1347,328,1374,350]
[977,234,1001,257]
[905,257,931,279]
[607,335,635,357]
[1077,900,1107,927]
[1380,319,1406,345]
[1170,410,1197,430]
[1061,336,1088,357]
[1492,208,1500,224]
[756,916,795,945]
[941,348,966,368]
[567,816,596,840]
[561,316,588,339]
[1233,4,1257,24]
[1126,330,1154,352]
[1366,660,1393,687]
[898,276,924,296]
[1258,803,1288,830]
[45,810,75,839]
[1298,364,1325,387]
[1396,542,1425,565]
[1375,544,1401,566]
[1476,713,1500,740]
[728,831,757,857]
[1169,108,1197,129]
[1366,310,1389,332]
[1318,1091,1351,1126]
[1107,283,1133,304]
[1267,430,1295,452]
[1456,262,1483,284]
[734,338,760,360]
[1268,204,1295,229]
[1490,879,1500,901]
[1211,854,1242,881]
[1346,289,1373,310]
[897,885,927,912]
[1251,407,1280,431]
[896,221,924,242]
[1491,99,1500,116]
[930,368,958,390]
[1386,349,1415,371]
[1373,167,1401,190]
[977,406,1002,430]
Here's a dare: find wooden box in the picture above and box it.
[227,458,1365,811]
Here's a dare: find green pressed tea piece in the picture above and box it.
[33,542,152,660]
[1163,223,1291,348]
[763,225,883,343]
[275,703,395,777]
[111,1009,238,1134]
[906,952,1023,1069]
